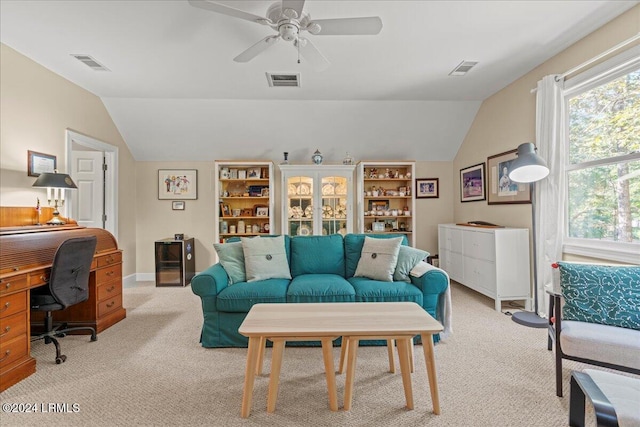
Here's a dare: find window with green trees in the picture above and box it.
[566,67,639,247]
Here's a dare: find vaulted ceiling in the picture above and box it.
[1,1,637,162]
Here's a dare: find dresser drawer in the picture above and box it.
[28,270,50,287]
[0,311,27,343]
[96,263,122,285]
[98,252,122,268]
[0,334,28,369]
[97,281,122,302]
[0,292,27,319]
[0,275,28,297]
[98,293,122,318]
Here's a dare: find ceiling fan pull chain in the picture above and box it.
[297,38,301,64]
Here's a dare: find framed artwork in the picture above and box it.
[247,168,261,179]
[28,150,56,177]
[254,205,269,217]
[172,201,185,210]
[220,202,231,217]
[159,169,197,200]
[487,150,532,205]
[460,163,486,202]
[416,178,439,199]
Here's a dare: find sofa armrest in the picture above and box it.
[410,263,449,296]
[191,263,229,298]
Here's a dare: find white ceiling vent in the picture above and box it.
[71,54,110,71]
[266,73,300,87]
[449,60,478,76]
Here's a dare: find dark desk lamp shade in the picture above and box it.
[509,143,550,328]
[32,172,77,225]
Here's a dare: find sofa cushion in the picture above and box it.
[216,279,289,312]
[558,262,640,330]
[394,246,429,282]
[560,320,640,370]
[344,233,409,278]
[287,274,355,303]
[213,241,245,284]
[348,277,423,305]
[290,235,345,277]
[354,236,403,282]
[242,236,292,282]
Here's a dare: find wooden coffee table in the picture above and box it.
[238,302,443,417]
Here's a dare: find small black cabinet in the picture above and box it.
[154,237,195,287]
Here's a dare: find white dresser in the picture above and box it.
[438,224,531,311]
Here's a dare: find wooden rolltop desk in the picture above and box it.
[0,222,126,392]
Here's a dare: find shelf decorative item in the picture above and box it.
[312,149,323,165]
[343,152,354,165]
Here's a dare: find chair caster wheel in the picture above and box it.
[90,335,97,342]
[56,355,67,364]
[55,333,66,338]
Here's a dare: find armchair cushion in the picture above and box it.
[558,262,640,331]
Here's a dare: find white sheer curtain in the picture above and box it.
[534,75,565,318]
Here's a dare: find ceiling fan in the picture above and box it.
[188,0,383,70]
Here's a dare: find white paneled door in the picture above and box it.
[71,150,104,229]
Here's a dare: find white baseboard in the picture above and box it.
[136,273,155,282]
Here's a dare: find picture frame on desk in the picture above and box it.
[220,202,231,217]
[28,150,56,177]
[158,169,197,200]
[487,150,532,205]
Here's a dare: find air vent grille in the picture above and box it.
[266,72,300,87]
[71,54,110,71]
[449,60,478,76]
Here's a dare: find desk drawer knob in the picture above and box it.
[107,286,115,293]
[0,302,9,312]
[106,301,115,308]
[40,275,49,282]
[0,350,10,362]
[0,326,10,337]
[106,270,115,277]
[4,283,10,290]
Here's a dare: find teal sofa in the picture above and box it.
[191,233,449,348]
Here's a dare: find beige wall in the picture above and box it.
[0,44,138,277]
[453,5,640,246]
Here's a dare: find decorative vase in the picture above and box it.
[312,149,323,165]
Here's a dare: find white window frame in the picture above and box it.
[562,45,640,264]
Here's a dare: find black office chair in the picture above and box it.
[30,236,98,364]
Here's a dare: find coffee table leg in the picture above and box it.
[343,337,359,411]
[267,339,286,413]
[387,339,396,373]
[256,336,266,375]
[241,336,261,418]
[338,338,347,374]
[421,333,441,415]
[397,338,414,409]
[321,338,339,411]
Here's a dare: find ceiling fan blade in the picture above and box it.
[310,17,383,35]
[295,37,330,71]
[188,0,268,24]
[282,0,305,19]
[234,36,280,63]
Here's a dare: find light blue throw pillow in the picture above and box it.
[394,246,429,282]
[241,236,292,282]
[558,261,640,331]
[213,241,246,285]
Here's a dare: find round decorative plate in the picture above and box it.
[322,184,335,195]
[297,224,311,236]
[335,204,347,219]
[322,205,334,219]
[336,184,347,195]
[304,205,314,218]
[288,184,297,196]
[289,206,303,219]
[296,184,310,195]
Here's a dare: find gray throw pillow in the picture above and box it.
[354,236,403,282]
[213,241,246,284]
[394,246,429,282]
[241,236,292,282]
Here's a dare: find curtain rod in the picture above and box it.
[530,31,640,93]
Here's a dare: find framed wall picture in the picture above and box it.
[28,150,56,177]
[159,169,197,199]
[416,178,439,199]
[172,201,185,210]
[487,150,532,205]
[460,163,486,202]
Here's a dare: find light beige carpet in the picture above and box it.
[1,281,627,426]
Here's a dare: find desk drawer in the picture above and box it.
[0,334,28,369]
[98,252,122,268]
[97,281,122,302]
[0,275,28,297]
[29,270,50,287]
[0,311,27,343]
[98,293,122,318]
[96,264,122,285]
[0,292,27,319]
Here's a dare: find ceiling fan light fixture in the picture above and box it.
[307,22,321,34]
